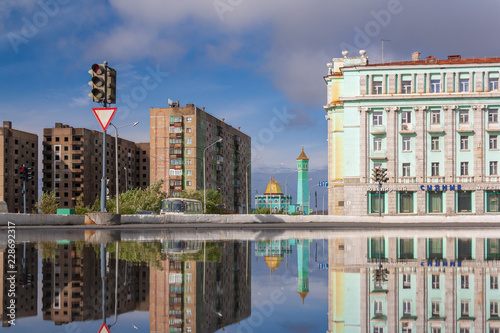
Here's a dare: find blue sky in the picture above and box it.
[2,0,500,202]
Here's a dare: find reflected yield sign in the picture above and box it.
[92,107,117,131]
[98,323,110,333]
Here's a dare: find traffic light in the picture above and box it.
[106,67,116,104]
[380,168,389,183]
[20,165,26,181]
[88,63,106,103]
[371,168,381,183]
[381,268,388,282]
[26,167,33,181]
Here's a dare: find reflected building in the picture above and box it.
[255,240,293,273]
[297,239,310,305]
[327,236,500,333]
[41,243,149,325]
[150,241,251,332]
[0,243,38,327]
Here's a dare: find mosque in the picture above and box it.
[254,148,310,215]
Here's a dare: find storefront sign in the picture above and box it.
[419,184,462,191]
[420,259,462,267]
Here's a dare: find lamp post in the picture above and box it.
[203,138,223,213]
[285,170,298,214]
[269,163,283,213]
[110,122,139,213]
[309,182,319,215]
[123,167,128,191]
[246,156,261,214]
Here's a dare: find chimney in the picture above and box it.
[238,127,240,131]
[448,55,462,61]
[222,118,225,122]
[3,121,12,129]
[411,52,421,61]
[202,107,205,111]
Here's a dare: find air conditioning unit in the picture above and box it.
[402,124,408,130]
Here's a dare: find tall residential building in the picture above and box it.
[0,121,38,213]
[325,51,500,216]
[42,123,149,209]
[150,103,251,213]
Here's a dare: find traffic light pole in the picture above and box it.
[22,178,26,214]
[100,61,108,213]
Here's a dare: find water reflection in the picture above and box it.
[4,228,500,332]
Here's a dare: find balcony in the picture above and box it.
[428,123,444,133]
[371,125,386,135]
[369,149,387,160]
[397,177,417,183]
[399,123,416,134]
[457,123,473,133]
[484,176,500,182]
[455,176,474,182]
[169,133,183,139]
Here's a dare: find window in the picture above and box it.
[402,163,411,177]
[460,136,469,150]
[431,162,440,176]
[400,192,414,213]
[373,111,383,126]
[374,327,384,333]
[400,239,414,259]
[186,181,192,186]
[401,111,412,124]
[186,170,192,176]
[432,274,440,289]
[403,300,411,315]
[490,78,499,91]
[428,192,443,213]
[432,301,440,316]
[461,300,470,316]
[402,80,411,94]
[461,275,469,289]
[432,328,441,333]
[402,327,412,333]
[431,110,441,124]
[491,162,498,175]
[373,137,382,152]
[370,238,385,259]
[186,128,192,133]
[374,300,383,315]
[460,78,470,92]
[186,159,192,165]
[186,148,192,154]
[490,135,498,150]
[457,191,472,213]
[403,274,411,289]
[186,117,192,122]
[459,109,469,124]
[460,328,470,333]
[372,81,382,94]
[487,191,500,212]
[186,138,192,144]
[491,301,499,317]
[489,109,499,124]
[430,79,441,93]
[460,162,469,176]
[492,276,499,289]
[458,239,473,260]
[490,328,500,333]
[370,192,385,214]
[431,136,440,151]
[402,137,411,151]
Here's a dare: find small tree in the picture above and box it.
[34,191,59,214]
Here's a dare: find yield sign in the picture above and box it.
[98,323,110,333]
[93,107,117,131]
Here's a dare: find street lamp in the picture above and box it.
[285,170,298,214]
[308,181,319,215]
[123,167,128,191]
[110,121,139,213]
[269,163,283,213]
[203,138,223,213]
[246,156,261,214]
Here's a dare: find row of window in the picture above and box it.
[372,108,499,127]
[369,73,499,95]
[369,190,500,214]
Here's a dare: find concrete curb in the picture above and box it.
[1,212,500,226]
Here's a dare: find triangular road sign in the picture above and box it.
[93,107,117,131]
[98,323,110,333]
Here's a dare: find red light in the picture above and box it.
[92,64,103,75]
[20,167,25,172]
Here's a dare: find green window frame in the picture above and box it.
[428,238,444,260]
[428,192,443,213]
[457,191,472,213]
[486,239,500,260]
[369,192,385,214]
[486,191,500,212]
[399,192,414,213]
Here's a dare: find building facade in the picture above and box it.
[325,51,500,216]
[0,121,38,213]
[150,103,251,213]
[42,123,149,209]
[254,177,293,213]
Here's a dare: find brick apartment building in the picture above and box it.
[0,121,38,213]
[42,123,149,209]
[150,103,251,213]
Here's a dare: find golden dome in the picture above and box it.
[264,177,283,195]
[264,256,283,272]
[296,147,309,160]
[297,291,309,305]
